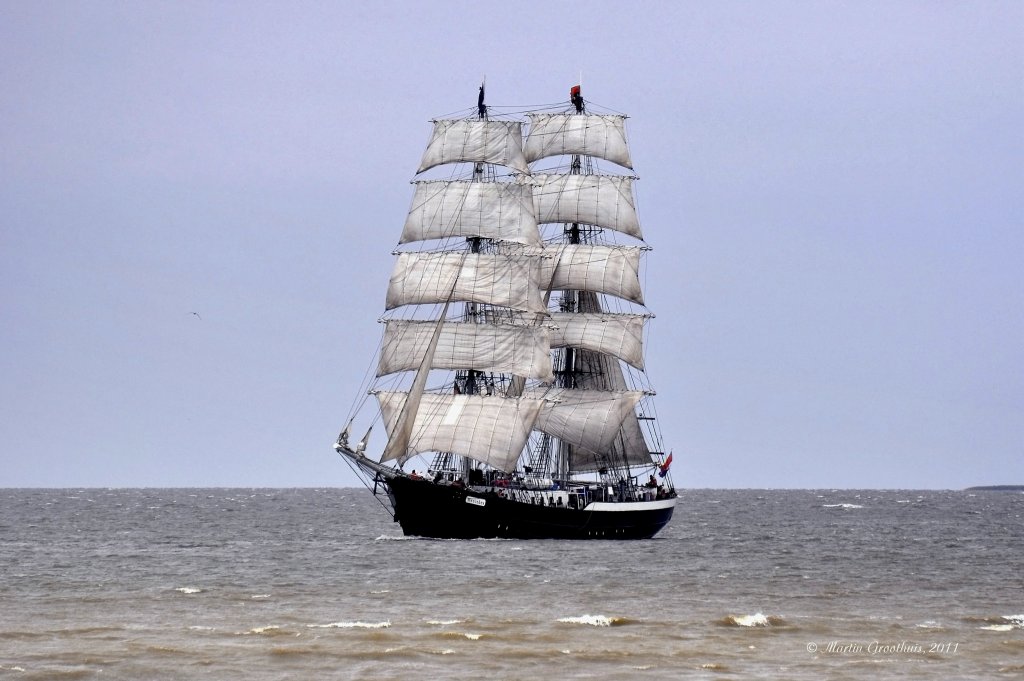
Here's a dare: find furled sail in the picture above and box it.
[541,244,645,305]
[523,114,632,169]
[418,120,530,174]
[386,252,547,313]
[378,320,554,382]
[529,388,644,457]
[548,312,646,370]
[401,181,540,246]
[528,174,642,239]
[376,392,544,472]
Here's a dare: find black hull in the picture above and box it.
[385,476,675,540]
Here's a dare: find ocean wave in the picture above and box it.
[374,535,415,541]
[250,594,271,599]
[426,619,465,626]
[822,503,863,509]
[440,631,482,640]
[306,621,391,629]
[174,587,202,594]
[979,614,1024,631]
[247,626,291,636]
[719,613,785,627]
[557,615,632,627]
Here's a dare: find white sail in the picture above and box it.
[529,388,644,457]
[523,114,632,169]
[380,301,452,464]
[378,320,554,382]
[418,119,530,174]
[548,312,646,370]
[386,252,547,313]
[529,174,642,239]
[541,244,645,305]
[376,392,544,472]
[566,292,655,472]
[401,181,540,246]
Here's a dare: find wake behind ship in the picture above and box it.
[334,83,677,539]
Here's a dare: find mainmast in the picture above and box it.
[524,84,659,485]
[554,84,588,479]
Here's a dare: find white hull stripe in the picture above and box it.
[582,498,677,513]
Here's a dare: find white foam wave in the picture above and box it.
[558,615,616,627]
[426,619,465,626]
[982,614,1024,631]
[250,594,271,599]
[822,503,863,509]
[248,625,280,634]
[369,590,391,594]
[307,621,391,629]
[440,630,483,640]
[175,587,202,594]
[375,534,414,541]
[730,613,770,627]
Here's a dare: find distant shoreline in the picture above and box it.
[964,485,1024,492]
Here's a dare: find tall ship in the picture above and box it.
[334,83,677,539]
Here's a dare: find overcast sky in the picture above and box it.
[2,1,1020,489]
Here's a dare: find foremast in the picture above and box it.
[440,82,511,481]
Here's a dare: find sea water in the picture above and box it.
[0,488,1021,679]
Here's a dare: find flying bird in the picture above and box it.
[190,312,202,320]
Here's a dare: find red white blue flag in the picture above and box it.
[658,452,673,478]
